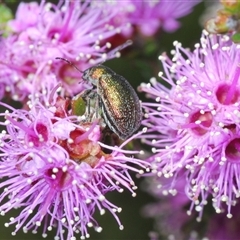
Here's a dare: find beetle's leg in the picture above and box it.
[95,94,102,119]
[81,89,92,116]
[81,89,98,121]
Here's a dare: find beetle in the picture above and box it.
[56,59,142,140]
[81,64,142,140]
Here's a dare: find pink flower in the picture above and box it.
[142,176,194,240]
[139,30,240,219]
[0,85,148,239]
[0,0,130,101]
[142,176,240,240]
[8,2,40,32]
[128,0,201,36]
[97,0,201,37]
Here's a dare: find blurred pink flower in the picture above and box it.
[0,0,129,101]
[142,176,240,240]
[96,0,201,37]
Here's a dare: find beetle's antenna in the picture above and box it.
[56,57,83,73]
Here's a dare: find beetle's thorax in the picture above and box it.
[83,65,107,86]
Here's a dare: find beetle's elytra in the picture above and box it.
[82,65,142,140]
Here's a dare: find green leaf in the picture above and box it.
[232,32,240,43]
[71,96,86,116]
[0,3,13,24]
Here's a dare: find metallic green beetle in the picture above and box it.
[82,65,142,140]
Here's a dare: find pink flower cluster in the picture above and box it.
[94,0,201,37]
[0,87,148,239]
[0,1,150,239]
[140,30,240,219]
[0,1,129,101]
[0,0,202,239]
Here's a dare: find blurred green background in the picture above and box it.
[0,1,207,239]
